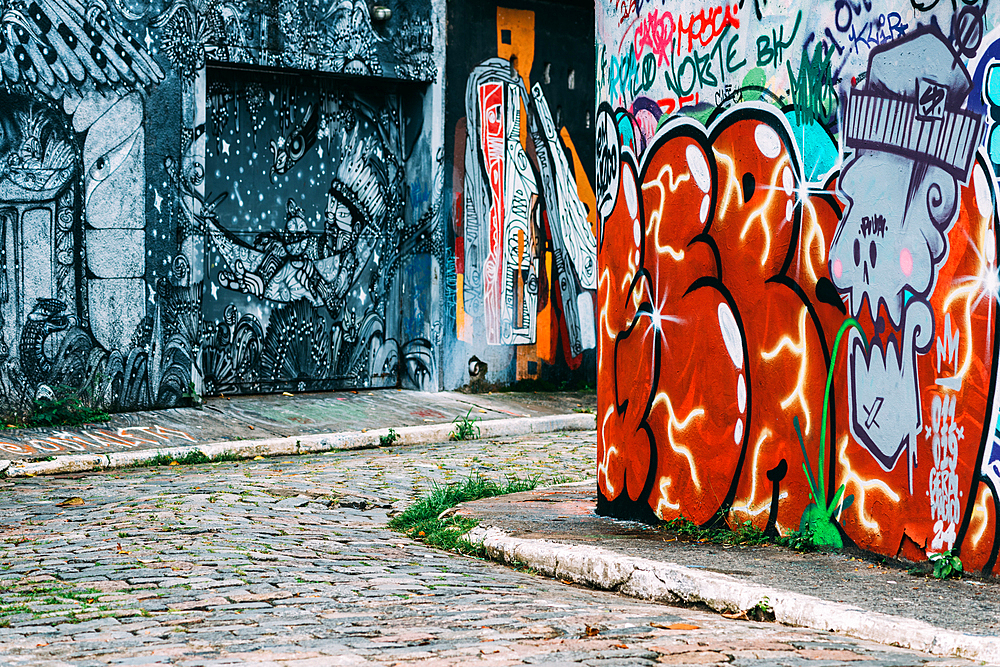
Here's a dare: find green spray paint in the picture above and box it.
[793,317,867,549]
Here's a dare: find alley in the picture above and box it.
[0,432,973,666]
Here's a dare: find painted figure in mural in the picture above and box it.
[209,122,398,319]
[0,0,165,409]
[829,27,984,495]
[269,104,319,178]
[203,87,415,390]
[462,58,596,354]
[0,101,74,196]
[216,198,319,303]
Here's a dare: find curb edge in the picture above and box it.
[464,525,1000,664]
[2,413,596,478]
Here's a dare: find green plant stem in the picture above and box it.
[819,318,867,509]
[793,416,819,505]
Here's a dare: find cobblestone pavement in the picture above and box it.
[0,431,975,666]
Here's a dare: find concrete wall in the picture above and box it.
[596,0,1000,573]
[0,0,445,411]
[442,0,598,390]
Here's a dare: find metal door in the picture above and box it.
[200,70,406,395]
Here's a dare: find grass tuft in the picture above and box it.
[449,409,481,441]
[662,513,771,547]
[389,474,540,555]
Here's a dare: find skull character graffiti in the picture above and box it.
[829,27,984,491]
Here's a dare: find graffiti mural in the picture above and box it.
[0,0,197,416]
[151,0,435,81]
[448,3,598,387]
[202,78,435,392]
[0,0,440,416]
[596,0,1000,573]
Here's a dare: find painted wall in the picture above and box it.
[0,0,444,414]
[596,0,1000,573]
[443,1,598,390]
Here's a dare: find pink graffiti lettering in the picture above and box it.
[634,9,675,66]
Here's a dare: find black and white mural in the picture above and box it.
[0,0,438,414]
[201,78,437,392]
[152,0,435,81]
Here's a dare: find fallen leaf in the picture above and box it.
[248,425,254,430]
[650,622,701,630]
[721,611,749,621]
[56,497,85,507]
[169,461,179,466]
[282,392,294,396]
[583,625,599,637]
[614,643,628,649]
[253,456,265,461]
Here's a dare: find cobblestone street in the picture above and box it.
[0,432,976,666]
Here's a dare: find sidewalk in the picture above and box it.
[0,389,597,477]
[457,483,1000,664]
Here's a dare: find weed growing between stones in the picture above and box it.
[129,449,248,469]
[20,386,110,428]
[929,550,964,580]
[449,408,481,441]
[724,596,776,622]
[0,581,157,627]
[749,596,774,621]
[379,428,400,447]
[389,474,540,556]
[660,512,818,552]
[142,451,211,467]
[661,513,771,547]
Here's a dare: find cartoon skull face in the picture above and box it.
[831,151,955,328]
[829,149,957,478]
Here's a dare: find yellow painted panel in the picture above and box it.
[560,126,598,238]
[497,7,534,88]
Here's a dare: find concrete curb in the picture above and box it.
[465,525,1000,664]
[0,413,596,478]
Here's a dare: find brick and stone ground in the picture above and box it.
[0,431,974,666]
